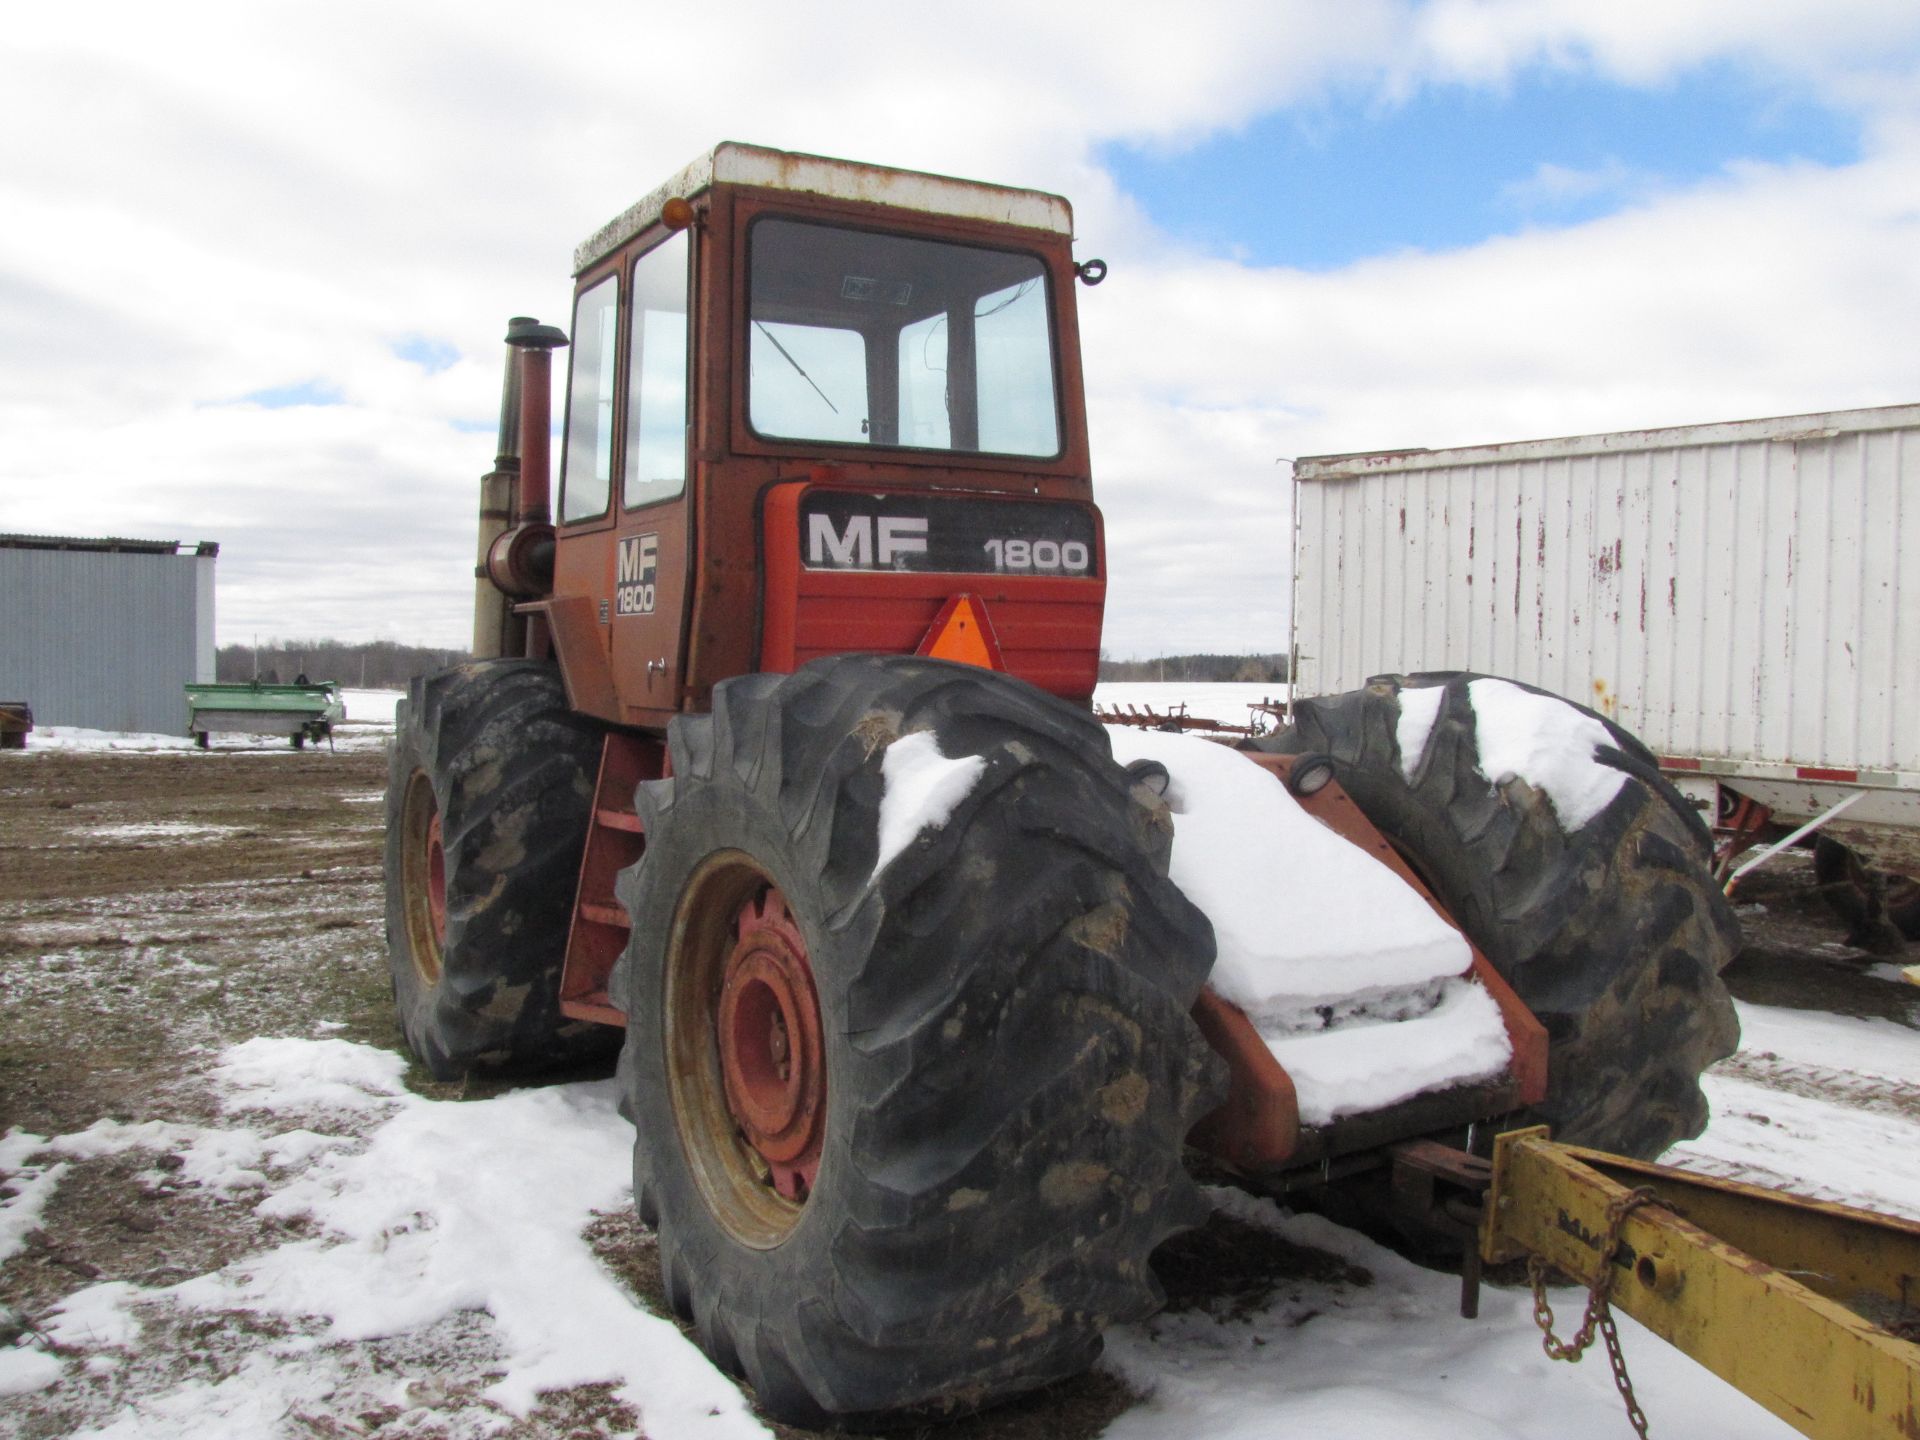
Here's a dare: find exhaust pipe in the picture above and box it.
[471,319,530,658]
[479,318,570,639]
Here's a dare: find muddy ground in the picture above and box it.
[1,742,1914,1437]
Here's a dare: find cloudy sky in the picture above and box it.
[5,2,1919,658]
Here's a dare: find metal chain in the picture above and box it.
[1528,1185,1663,1439]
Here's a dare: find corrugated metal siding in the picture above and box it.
[1292,405,1920,775]
[0,545,216,734]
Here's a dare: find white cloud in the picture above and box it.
[3,2,1918,660]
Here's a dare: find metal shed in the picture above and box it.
[0,534,218,736]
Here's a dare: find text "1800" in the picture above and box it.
[983,539,1090,571]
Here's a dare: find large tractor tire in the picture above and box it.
[616,655,1222,1427]
[1265,672,1740,1159]
[384,660,617,1079]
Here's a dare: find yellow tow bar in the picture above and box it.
[1480,1127,1920,1438]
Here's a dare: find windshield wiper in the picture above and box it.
[754,321,839,414]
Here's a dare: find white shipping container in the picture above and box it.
[1290,403,1920,867]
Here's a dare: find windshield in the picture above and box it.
[747,217,1060,458]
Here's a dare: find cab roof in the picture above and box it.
[573,142,1074,276]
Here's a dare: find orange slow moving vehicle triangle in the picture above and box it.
[916,593,1005,670]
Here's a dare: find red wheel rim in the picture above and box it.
[716,887,825,1201]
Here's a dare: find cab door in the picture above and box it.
[608,228,694,726]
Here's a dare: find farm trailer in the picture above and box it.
[381,145,1916,1433]
[1292,404,1920,946]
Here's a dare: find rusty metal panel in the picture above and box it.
[1291,404,1920,781]
[0,535,217,735]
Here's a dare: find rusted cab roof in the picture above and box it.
[573,142,1074,276]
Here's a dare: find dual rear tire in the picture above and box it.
[1264,672,1741,1158]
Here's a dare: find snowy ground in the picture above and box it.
[3,684,1916,1439]
[27,690,402,756]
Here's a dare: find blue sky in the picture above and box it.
[1103,63,1861,268]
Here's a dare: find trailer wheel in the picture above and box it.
[383,660,616,1079]
[617,655,1221,1426]
[1813,836,1920,949]
[1265,673,1740,1159]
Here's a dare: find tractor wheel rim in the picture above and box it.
[717,887,825,1201]
[425,811,447,949]
[663,854,823,1247]
[400,770,445,986]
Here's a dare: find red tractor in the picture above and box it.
[383,144,1737,1427]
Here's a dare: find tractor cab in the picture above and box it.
[479,144,1110,728]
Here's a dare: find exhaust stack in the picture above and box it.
[476,318,569,655]
[471,319,528,658]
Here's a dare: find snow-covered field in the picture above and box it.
[3,683,1916,1439]
[27,690,403,756]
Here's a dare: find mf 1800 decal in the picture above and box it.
[615,534,659,615]
[800,495,1098,576]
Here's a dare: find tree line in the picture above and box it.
[215,640,473,689]
[214,641,1287,689]
[1098,652,1289,683]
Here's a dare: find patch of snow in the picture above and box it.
[872,730,987,879]
[18,689,396,754]
[0,1131,66,1264]
[49,1119,278,1196]
[27,1041,768,1437]
[1467,678,1626,830]
[1730,1001,1920,1085]
[1395,682,1446,779]
[27,727,201,753]
[45,1282,145,1350]
[340,688,403,725]
[67,1348,407,1440]
[0,1343,64,1397]
[1104,728,1507,1121]
[213,1035,410,1116]
[1104,729,1469,1007]
[1270,979,1512,1125]
[1674,1073,1920,1222]
[1667,1001,1920,1221]
[82,822,240,842]
[1102,1188,1798,1440]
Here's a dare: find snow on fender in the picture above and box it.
[1105,726,1514,1126]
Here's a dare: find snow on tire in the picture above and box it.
[1265,672,1740,1159]
[383,660,617,1079]
[616,655,1222,1426]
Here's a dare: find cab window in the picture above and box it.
[559,275,619,523]
[625,231,691,508]
[747,217,1060,458]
